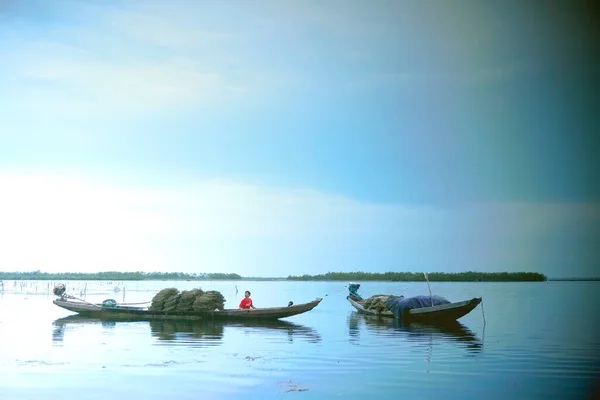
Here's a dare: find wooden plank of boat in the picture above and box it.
[347,296,481,322]
[53,297,323,321]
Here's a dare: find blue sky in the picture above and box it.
[0,1,598,278]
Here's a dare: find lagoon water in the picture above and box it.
[0,280,598,399]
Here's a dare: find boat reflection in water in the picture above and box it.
[147,319,224,345]
[52,315,321,346]
[348,312,483,353]
[149,318,321,344]
[52,316,124,344]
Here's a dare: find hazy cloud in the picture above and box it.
[1,173,597,277]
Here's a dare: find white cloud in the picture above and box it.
[106,8,235,49]
[12,40,243,117]
[2,2,248,118]
[21,51,229,111]
[0,173,176,272]
[1,173,597,277]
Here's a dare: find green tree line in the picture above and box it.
[0,271,242,281]
[0,270,548,282]
[286,271,547,282]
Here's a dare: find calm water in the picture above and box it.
[0,280,598,399]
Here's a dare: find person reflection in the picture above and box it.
[348,313,362,345]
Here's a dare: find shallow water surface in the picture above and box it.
[0,280,598,399]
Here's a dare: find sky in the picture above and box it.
[0,0,598,278]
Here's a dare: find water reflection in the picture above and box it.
[52,316,122,343]
[53,316,321,346]
[149,319,224,345]
[217,319,322,344]
[348,312,483,352]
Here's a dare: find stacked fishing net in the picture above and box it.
[177,289,205,312]
[149,288,179,311]
[364,294,402,313]
[149,288,226,312]
[164,292,181,312]
[193,290,226,312]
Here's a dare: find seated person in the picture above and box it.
[239,290,256,309]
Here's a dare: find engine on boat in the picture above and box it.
[102,299,118,308]
[53,284,66,297]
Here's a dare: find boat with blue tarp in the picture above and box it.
[346,283,482,322]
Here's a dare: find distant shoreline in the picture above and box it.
[547,278,600,282]
[1,277,597,282]
[0,270,573,282]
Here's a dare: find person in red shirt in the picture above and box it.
[239,290,256,309]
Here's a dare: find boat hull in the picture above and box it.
[347,296,481,322]
[53,298,323,321]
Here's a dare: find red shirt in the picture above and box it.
[239,298,253,309]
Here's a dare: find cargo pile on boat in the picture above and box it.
[149,288,226,312]
[363,294,401,313]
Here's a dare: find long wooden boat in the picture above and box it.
[347,295,482,322]
[53,297,323,321]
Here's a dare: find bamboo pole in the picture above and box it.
[424,272,434,307]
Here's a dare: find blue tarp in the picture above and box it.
[386,295,451,319]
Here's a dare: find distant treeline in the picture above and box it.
[0,271,242,281]
[286,271,548,282]
[1,270,549,282]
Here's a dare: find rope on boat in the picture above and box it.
[61,294,150,308]
[62,294,102,308]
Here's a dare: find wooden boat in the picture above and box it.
[347,295,481,322]
[346,283,481,322]
[53,297,323,321]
